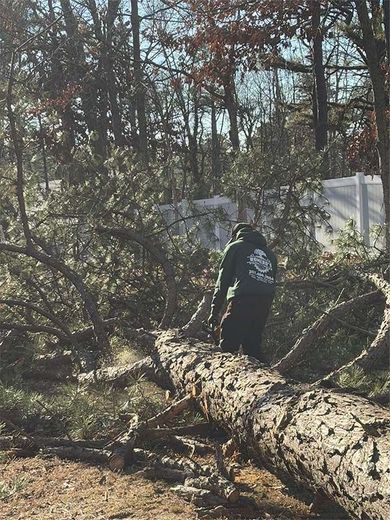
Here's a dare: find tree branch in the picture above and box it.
[96,226,177,329]
[273,290,382,375]
[320,274,390,382]
[0,242,110,359]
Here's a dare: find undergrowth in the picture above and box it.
[0,476,29,502]
[337,367,390,399]
[0,375,166,439]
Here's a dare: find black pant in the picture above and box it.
[219,294,274,360]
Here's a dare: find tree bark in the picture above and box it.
[105,0,124,146]
[47,0,76,162]
[154,330,390,520]
[222,63,240,153]
[224,81,240,153]
[60,0,100,148]
[383,0,390,60]
[88,0,123,150]
[7,52,33,248]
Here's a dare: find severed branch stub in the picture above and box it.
[78,356,162,388]
[181,291,212,338]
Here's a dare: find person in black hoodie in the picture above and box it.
[208,223,277,361]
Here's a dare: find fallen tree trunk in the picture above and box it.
[154,331,390,520]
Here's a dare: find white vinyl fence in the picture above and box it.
[313,173,384,251]
[159,196,238,250]
[159,173,385,251]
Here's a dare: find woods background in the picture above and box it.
[0,2,389,518]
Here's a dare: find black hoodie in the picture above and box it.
[210,228,277,317]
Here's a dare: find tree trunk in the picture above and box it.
[189,91,200,189]
[176,86,201,191]
[223,69,240,153]
[154,330,390,520]
[105,0,124,146]
[211,100,222,192]
[131,0,148,160]
[311,0,328,152]
[47,0,76,162]
[384,0,390,60]
[88,0,123,150]
[355,0,390,246]
[60,0,99,148]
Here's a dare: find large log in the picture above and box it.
[154,331,390,520]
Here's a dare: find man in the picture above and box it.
[208,223,277,361]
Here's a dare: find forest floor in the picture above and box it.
[0,454,349,520]
[0,342,360,520]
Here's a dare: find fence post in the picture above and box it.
[355,172,369,244]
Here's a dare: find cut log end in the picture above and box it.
[108,451,127,472]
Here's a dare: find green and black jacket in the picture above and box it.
[210,228,277,318]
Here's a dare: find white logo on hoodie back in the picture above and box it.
[247,249,274,284]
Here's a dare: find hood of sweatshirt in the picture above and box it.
[231,222,253,236]
[235,228,267,247]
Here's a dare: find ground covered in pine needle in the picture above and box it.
[0,455,348,520]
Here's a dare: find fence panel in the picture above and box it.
[158,174,385,252]
[158,197,238,249]
[314,173,384,250]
